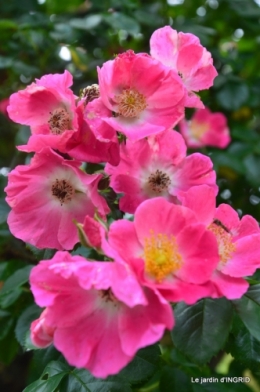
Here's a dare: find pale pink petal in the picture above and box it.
[8,86,59,126]
[214,204,240,232]
[172,153,218,196]
[134,198,197,244]
[209,271,249,299]
[160,279,214,305]
[150,26,179,68]
[119,288,173,356]
[178,185,216,225]
[176,224,219,284]
[108,220,143,259]
[221,234,260,277]
[177,44,204,78]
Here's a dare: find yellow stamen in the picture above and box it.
[143,231,182,282]
[208,222,236,267]
[115,88,147,118]
[190,120,208,140]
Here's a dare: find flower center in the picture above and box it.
[48,108,71,135]
[81,84,100,104]
[143,231,183,282]
[190,120,208,140]
[148,170,171,193]
[115,88,147,118]
[100,288,116,302]
[51,179,74,205]
[99,288,118,309]
[208,220,236,268]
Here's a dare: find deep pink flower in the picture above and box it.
[150,27,218,108]
[7,71,79,153]
[4,148,109,250]
[29,251,173,378]
[107,197,219,304]
[179,185,260,299]
[97,50,185,141]
[66,99,120,166]
[105,129,218,213]
[179,108,231,148]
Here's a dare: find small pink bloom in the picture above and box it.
[105,129,217,213]
[30,251,173,378]
[97,50,185,141]
[179,108,231,148]
[107,197,219,304]
[66,100,120,165]
[5,148,109,250]
[30,309,54,348]
[150,26,218,108]
[8,71,79,153]
[179,185,260,299]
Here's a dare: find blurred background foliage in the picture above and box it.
[1,0,260,391]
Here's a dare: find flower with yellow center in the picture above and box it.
[190,120,209,140]
[115,88,147,118]
[143,231,183,282]
[208,221,236,268]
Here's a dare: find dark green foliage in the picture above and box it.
[171,299,233,365]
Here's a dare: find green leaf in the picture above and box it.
[171,299,233,365]
[15,304,41,347]
[45,0,83,14]
[228,0,260,17]
[134,10,162,26]
[227,328,260,365]
[160,366,193,392]
[26,244,56,261]
[0,198,10,224]
[23,361,68,392]
[0,55,13,69]
[0,19,18,29]
[72,246,91,258]
[12,60,39,76]
[232,284,260,342]
[0,287,23,308]
[244,155,260,186]
[0,265,33,308]
[0,262,8,279]
[104,12,140,36]
[0,310,13,340]
[23,374,66,392]
[0,259,26,281]
[0,325,19,364]
[119,344,160,384]
[70,15,102,30]
[25,360,132,392]
[15,125,30,146]
[0,264,33,296]
[61,368,132,392]
[216,81,249,111]
[29,346,61,381]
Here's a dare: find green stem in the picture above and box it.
[137,381,160,392]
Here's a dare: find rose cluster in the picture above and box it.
[5,27,260,378]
